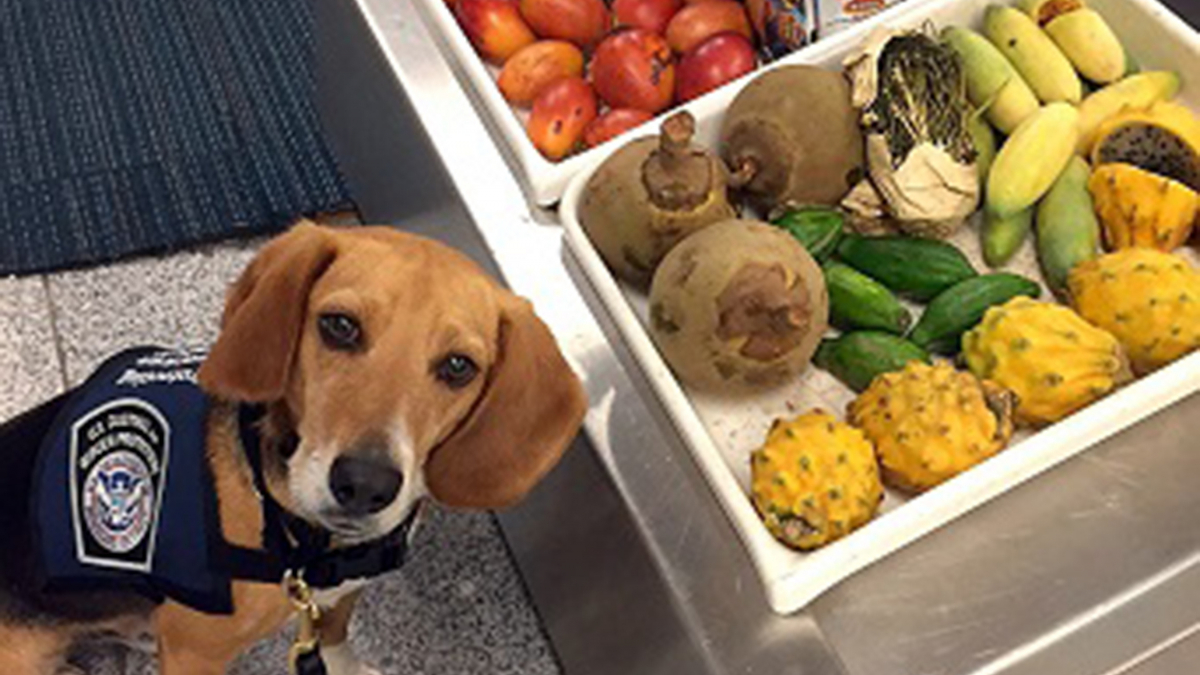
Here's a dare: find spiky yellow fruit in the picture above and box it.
[1091,101,1200,190]
[1069,249,1200,374]
[1090,163,1200,252]
[1076,72,1181,156]
[750,410,883,550]
[963,297,1132,426]
[847,362,1015,493]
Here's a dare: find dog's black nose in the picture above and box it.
[329,455,402,515]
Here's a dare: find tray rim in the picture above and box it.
[559,0,1200,614]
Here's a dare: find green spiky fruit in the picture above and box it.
[847,361,1016,492]
[751,410,883,550]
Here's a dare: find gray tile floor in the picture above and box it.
[1,241,560,675]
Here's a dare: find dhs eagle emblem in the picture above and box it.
[70,398,170,571]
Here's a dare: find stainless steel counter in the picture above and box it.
[323,1,1200,673]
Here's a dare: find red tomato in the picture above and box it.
[527,77,598,160]
[675,32,756,103]
[455,0,537,64]
[664,1,752,54]
[519,0,610,49]
[498,40,585,106]
[590,28,676,113]
[613,0,683,35]
[583,108,656,147]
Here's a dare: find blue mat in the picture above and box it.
[0,0,353,275]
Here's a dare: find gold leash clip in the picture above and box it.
[284,571,323,674]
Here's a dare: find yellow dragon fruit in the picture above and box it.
[1090,163,1199,252]
[1069,249,1200,374]
[751,410,883,550]
[847,362,1015,492]
[963,297,1132,426]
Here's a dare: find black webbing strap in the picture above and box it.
[223,405,414,588]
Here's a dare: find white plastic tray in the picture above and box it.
[561,0,1200,614]
[414,0,927,204]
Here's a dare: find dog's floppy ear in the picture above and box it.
[198,222,337,402]
[426,295,587,509]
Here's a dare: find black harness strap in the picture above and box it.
[224,405,414,589]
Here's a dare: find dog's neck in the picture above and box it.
[254,402,302,517]
[207,402,312,551]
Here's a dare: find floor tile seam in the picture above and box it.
[39,274,72,390]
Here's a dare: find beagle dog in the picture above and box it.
[0,222,587,674]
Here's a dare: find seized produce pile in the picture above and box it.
[578,0,1200,552]
[453,0,763,160]
[450,0,903,161]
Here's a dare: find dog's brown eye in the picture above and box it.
[436,353,478,389]
[318,313,362,351]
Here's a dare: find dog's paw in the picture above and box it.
[321,642,381,675]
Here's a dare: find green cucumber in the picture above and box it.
[771,206,844,262]
[908,273,1042,353]
[824,262,911,334]
[814,332,931,393]
[982,206,1034,267]
[835,235,978,301]
[1036,156,1100,294]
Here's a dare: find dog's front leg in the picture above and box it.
[319,589,380,675]
[154,581,293,675]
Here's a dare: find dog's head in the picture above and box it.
[197,222,586,542]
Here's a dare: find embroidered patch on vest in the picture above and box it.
[71,398,170,571]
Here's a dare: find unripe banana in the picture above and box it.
[1045,9,1126,84]
[1017,0,1125,84]
[987,103,1080,218]
[984,5,1081,104]
[1077,71,1181,154]
[1017,0,1085,25]
[969,113,997,183]
[983,206,1033,267]
[1036,156,1099,293]
[942,26,1040,134]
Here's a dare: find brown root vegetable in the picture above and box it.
[579,111,736,286]
[720,65,864,212]
[649,219,829,390]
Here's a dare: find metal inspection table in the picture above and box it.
[316,1,1200,672]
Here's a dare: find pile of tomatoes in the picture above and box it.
[452,0,760,160]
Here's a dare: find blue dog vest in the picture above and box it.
[32,347,232,613]
[24,347,416,617]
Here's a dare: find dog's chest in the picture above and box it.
[312,578,369,609]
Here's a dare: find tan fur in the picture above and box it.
[0,626,71,674]
[7,222,586,674]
